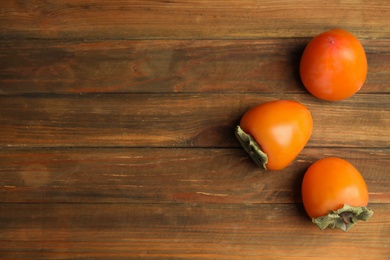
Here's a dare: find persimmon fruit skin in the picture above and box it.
[302,157,369,218]
[239,100,313,170]
[300,29,367,101]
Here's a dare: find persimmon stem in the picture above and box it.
[235,125,268,170]
[312,204,373,231]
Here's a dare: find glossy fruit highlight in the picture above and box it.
[235,100,313,170]
[300,29,367,101]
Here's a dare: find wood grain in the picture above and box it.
[1,203,389,259]
[0,93,389,148]
[1,39,389,94]
[1,0,389,259]
[1,148,389,204]
[1,0,389,39]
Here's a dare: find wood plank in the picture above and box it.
[1,1,389,259]
[0,93,388,148]
[1,39,389,94]
[0,1,389,39]
[0,203,389,259]
[1,148,389,204]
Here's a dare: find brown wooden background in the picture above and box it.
[1,1,389,259]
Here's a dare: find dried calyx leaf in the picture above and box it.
[235,126,268,170]
[312,204,373,231]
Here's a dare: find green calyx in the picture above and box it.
[312,204,374,231]
[235,125,268,170]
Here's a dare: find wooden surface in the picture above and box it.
[0,0,389,259]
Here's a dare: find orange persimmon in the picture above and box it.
[302,157,373,231]
[236,100,312,170]
[300,29,367,101]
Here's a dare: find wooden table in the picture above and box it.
[1,1,389,259]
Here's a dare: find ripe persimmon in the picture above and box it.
[302,157,373,231]
[236,100,312,170]
[300,29,367,101]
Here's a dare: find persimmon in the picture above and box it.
[302,157,373,231]
[300,29,367,101]
[236,100,312,170]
